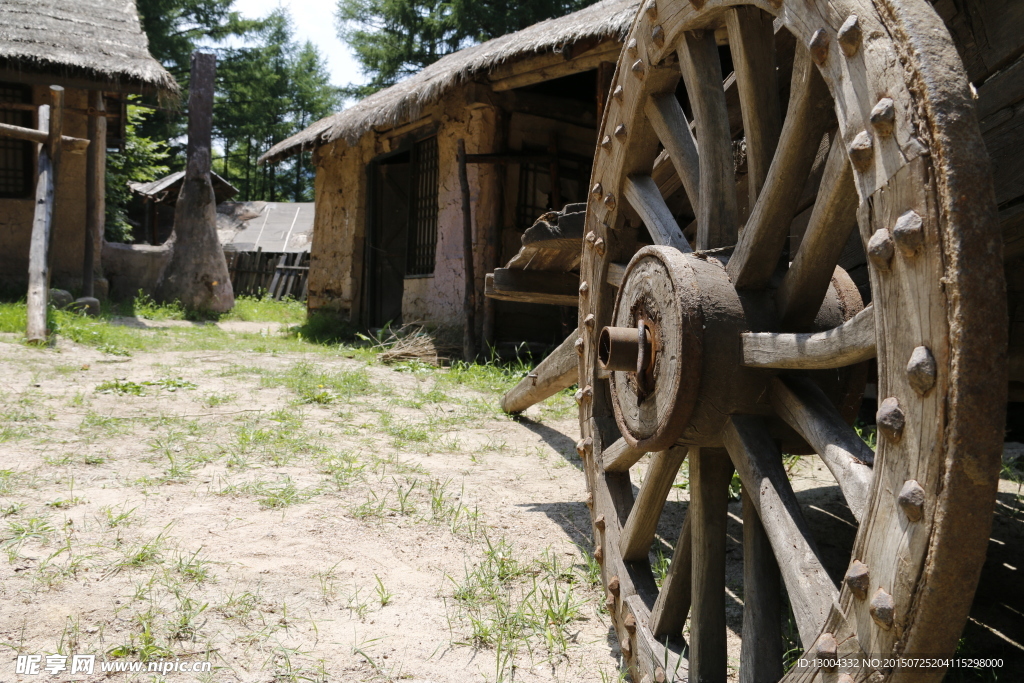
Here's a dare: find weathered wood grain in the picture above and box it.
[741,305,875,369]
[650,502,692,637]
[501,329,579,413]
[603,436,647,472]
[485,269,580,306]
[620,446,687,561]
[740,489,783,683]
[623,175,691,252]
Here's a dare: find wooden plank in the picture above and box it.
[722,416,837,648]
[602,436,646,472]
[606,262,627,288]
[678,30,737,250]
[741,305,875,369]
[727,44,835,289]
[770,376,874,522]
[458,139,476,361]
[485,269,579,306]
[489,40,622,92]
[775,137,859,328]
[645,93,700,214]
[727,6,781,207]
[740,489,783,683]
[624,595,687,682]
[689,446,733,682]
[649,501,692,638]
[619,446,687,561]
[623,175,691,252]
[500,329,579,413]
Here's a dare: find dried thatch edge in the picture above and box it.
[260,0,638,164]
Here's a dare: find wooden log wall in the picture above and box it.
[226,249,310,301]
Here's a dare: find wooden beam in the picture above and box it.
[485,269,579,306]
[623,175,691,252]
[620,446,687,561]
[741,305,875,369]
[602,436,646,472]
[458,139,477,361]
[83,90,106,298]
[500,329,579,413]
[650,502,692,637]
[0,121,88,154]
[489,42,623,92]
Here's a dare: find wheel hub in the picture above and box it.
[601,246,862,451]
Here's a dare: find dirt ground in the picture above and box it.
[0,327,1021,682]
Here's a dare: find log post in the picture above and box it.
[482,110,504,351]
[154,52,234,313]
[25,87,64,343]
[83,90,106,298]
[457,138,476,361]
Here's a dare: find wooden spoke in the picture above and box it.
[770,376,873,521]
[606,262,627,288]
[650,504,692,638]
[726,6,781,206]
[689,447,733,682]
[500,329,578,413]
[678,30,737,250]
[727,44,835,289]
[776,137,859,329]
[740,490,783,683]
[722,416,837,648]
[624,175,691,252]
[645,93,700,214]
[620,446,687,561]
[603,436,647,471]
[741,305,875,369]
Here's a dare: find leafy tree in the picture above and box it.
[336,0,597,95]
[105,102,170,242]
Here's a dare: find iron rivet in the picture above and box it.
[594,544,603,562]
[605,590,615,610]
[906,346,936,396]
[809,28,830,65]
[614,124,627,139]
[838,15,862,57]
[601,135,612,150]
[591,183,603,197]
[584,313,596,328]
[576,439,586,456]
[893,210,924,257]
[849,130,874,172]
[627,38,638,57]
[586,492,594,508]
[574,337,585,355]
[595,514,605,530]
[652,25,665,47]
[816,632,838,667]
[870,97,896,137]
[608,575,620,595]
[876,397,905,443]
[645,0,657,19]
[586,231,597,243]
[612,85,623,100]
[623,613,636,633]
[604,194,617,210]
[594,238,606,255]
[631,59,645,79]
[898,479,926,522]
[870,587,895,630]
[867,229,894,271]
[845,559,870,599]
[579,281,589,296]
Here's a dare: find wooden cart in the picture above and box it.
[489,0,1021,680]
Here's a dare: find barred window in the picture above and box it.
[0,84,33,199]
[406,136,439,276]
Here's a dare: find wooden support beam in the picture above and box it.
[485,269,579,306]
[501,329,579,413]
[620,446,687,561]
[458,139,477,361]
[0,121,89,154]
[602,437,646,472]
[650,502,692,637]
[83,90,106,298]
[26,88,64,343]
[488,41,621,92]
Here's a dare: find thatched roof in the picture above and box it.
[0,0,177,95]
[261,0,637,164]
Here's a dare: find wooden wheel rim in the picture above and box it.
[576,1,1006,682]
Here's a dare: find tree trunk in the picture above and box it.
[155,52,234,313]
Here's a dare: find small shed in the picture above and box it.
[261,0,638,344]
[130,170,238,245]
[0,0,177,294]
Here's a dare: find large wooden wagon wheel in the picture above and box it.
[575,0,1006,681]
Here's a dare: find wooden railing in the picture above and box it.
[0,87,90,342]
[226,249,310,301]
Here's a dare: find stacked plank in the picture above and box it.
[227,250,310,301]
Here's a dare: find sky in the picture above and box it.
[230,0,366,89]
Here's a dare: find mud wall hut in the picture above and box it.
[0,0,176,294]
[260,0,638,345]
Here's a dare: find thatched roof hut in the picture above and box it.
[0,0,177,95]
[261,0,637,164]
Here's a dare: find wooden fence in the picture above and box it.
[226,249,310,301]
